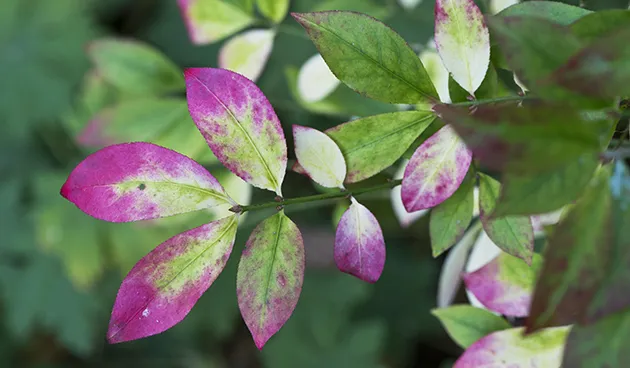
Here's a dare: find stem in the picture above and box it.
[232,179,402,214]
[449,95,527,107]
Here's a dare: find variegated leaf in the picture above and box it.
[391,160,429,228]
[177,0,254,45]
[218,29,275,82]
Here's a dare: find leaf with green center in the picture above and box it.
[430,170,475,257]
[297,54,340,103]
[464,252,542,317]
[108,215,238,343]
[454,326,571,368]
[526,165,612,333]
[293,125,346,188]
[402,125,472,212]
[292,11,438,104]
[496,1,591,25]
[494,155,599,217]
[185,68,287,194]
[88,38,184,96]
[434,103,604,174]
[257,0,290,23]
[325,110,436,183]
[432,305,511,348]
[218,29,275,82]
[61,142,234,223]
[237,211,305,349]
[570,10,630,42]
[434,0,490,95]
[177,0,254,45]
[478,173,534,264]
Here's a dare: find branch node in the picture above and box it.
[229,205,243,213]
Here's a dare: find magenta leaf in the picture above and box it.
[61,142,234,222]
[107,215,239,343]
[185,68,287,194]
[236,211,305,349]
[335,198,386,283]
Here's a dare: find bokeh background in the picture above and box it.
[1,0,627,367]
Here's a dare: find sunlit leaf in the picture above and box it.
[402,125,472,212]
[108,215,238,343]
[185,68,287,194]
[419,43,451,103]
[297,54,340,103]
[61,142,233,222]
[496,1,591,25]
[293,11,438,104]
[489,0,519,14]
[432,305,511,348]
[177,0,254,45]
[237,211,305,349]
[293,125,346,188]
[257,0,290,23]
[218,29,275,82]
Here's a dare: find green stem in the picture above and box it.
[449,95,527,107]
[232,179,402,214]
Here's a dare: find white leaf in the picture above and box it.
[297,54,340,103]
[218,29,275,82]
[293,125,346,188]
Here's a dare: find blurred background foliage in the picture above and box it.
[1,0,628,367]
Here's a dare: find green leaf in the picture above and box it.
[494,154,599,216]
[325,111,435,183]
[432,305,511,349]
[88,38,184,95]
[570,9,630,42]
[177,0,255,45]
[311,0,390,20]
[478,173,534,264]
[292,11,438,104]
[496,1,591,25]
[430,170,475,257]
[257,0,290,23]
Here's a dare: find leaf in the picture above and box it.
[398,0,423,11]
[420,45,452,103]
[570,9,630,42]
[293,125,346,188]
[185,68,287,194]
[391,160,429,228]
[432,305,511,348]
[326,110,435,183]
[496,1,591,25]
[527,165,612,332]
[434,0,490,95]
[489,0,520,14]
[453,327,570,368]
[257,0,290,23]
[177,0,254,45]
[434,103,604,174]
[448,63,499,103]
[335,198,386,283]
[478,173,534,264]
[297,53,340,103]
[237,211,305,349]
[108,215,238,343]
[464,252,542,317]
[311,0,391,20]
[218,29,275,82]
[465,230,503,309]
[494,155,599,216]
[292,11,438,104]
[88,38,184,95]
[401,125,472,212]
[430,170,475,257]
[61,142,233,222]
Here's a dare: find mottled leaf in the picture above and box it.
[237,211,305,349]
[434,0,490,95]
[292,11,438,104]
[293,125,346,188]
[185,68,287,194]
[108,215,239,343]
[401,125,472,212]
[257,0,290,23]
[177,0,254,45]
[465,229,503,310]
[570,9,630,42]
[335,198,386,283]
[391,160,429,228]
[297,54,340,103]
[454,327,570,368]
[218,29,275,82]
[88,38,184,95]
[478,173,534,264]
[61,143,233,222]
[326,110,435,183]
[432,305,511,348]
[497,1,591,25]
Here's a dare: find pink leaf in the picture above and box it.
[61,142,233,222]
[335,198,386,283]
[107,215,239,343]
[185,68,287,194]
[401,125,472,212]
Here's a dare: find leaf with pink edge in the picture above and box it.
[432,305,511,349]
[218,29,275,82]
[236,211,305,349]
[401,125,472,212]
[185,68,287,194]
[464,252,542,317]
[107,215,239,343]
[454,326,570,368]
[61,142,234,223]
[293,125,346,188]
[335,198,386,283]
[177,0,254,45]
[434,0,490,95]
